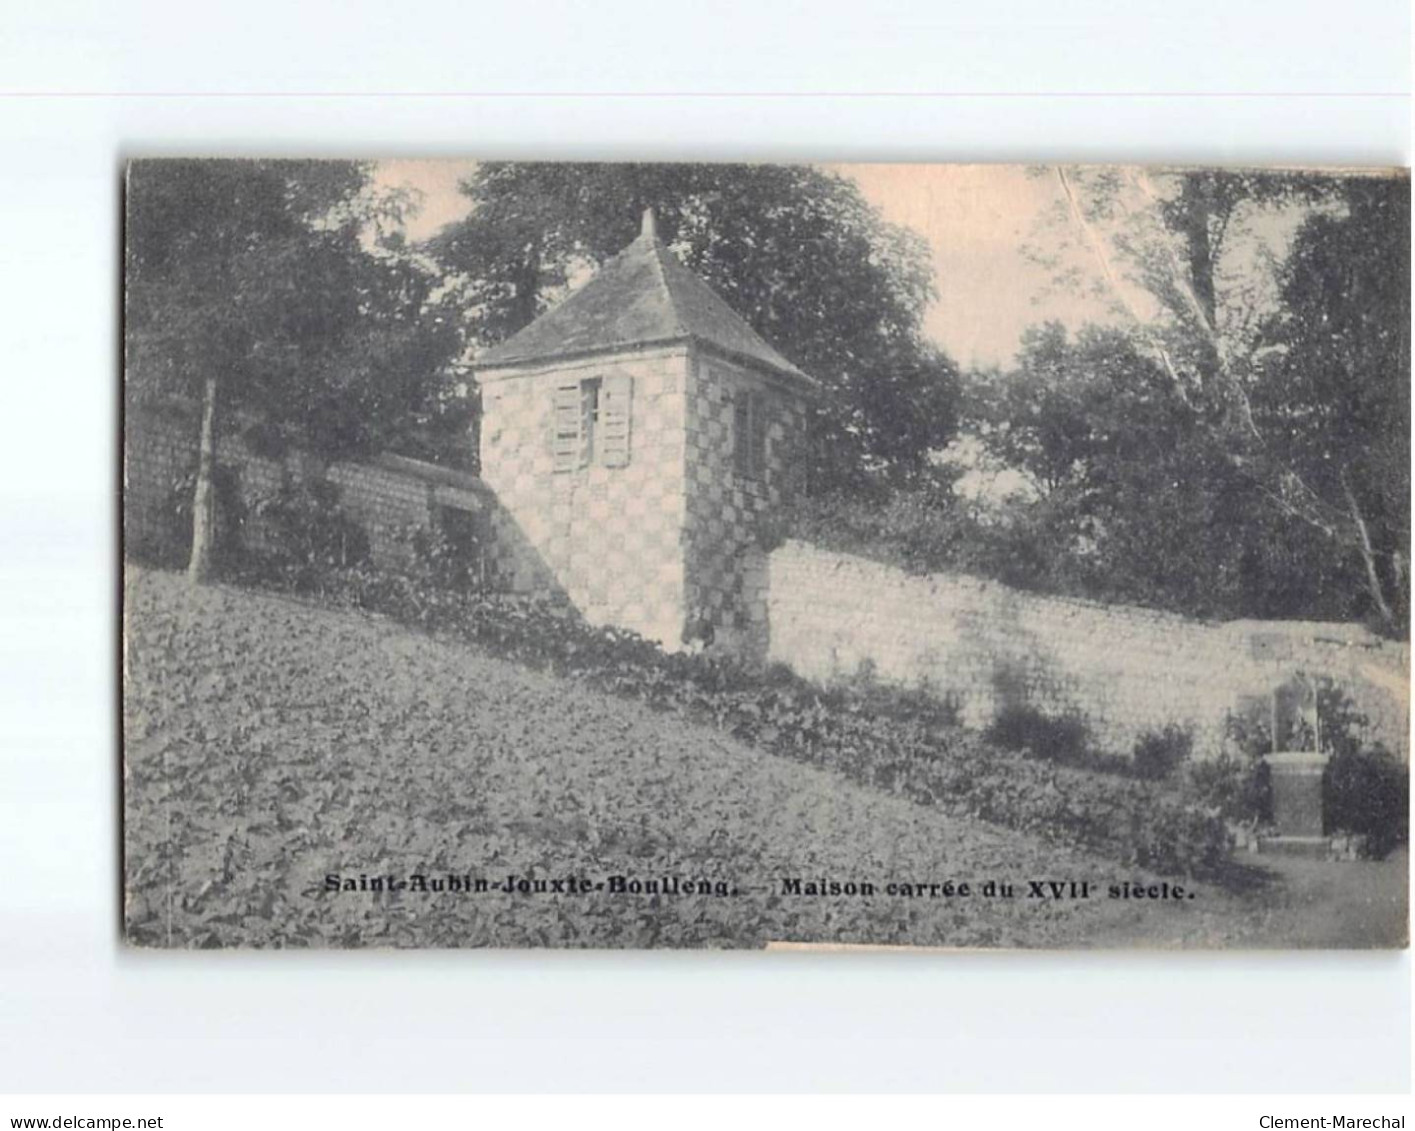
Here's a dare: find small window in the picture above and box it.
[732,390,767,480]
[599,373,632,468]
[552,374,632,471]
[580,377,602,466]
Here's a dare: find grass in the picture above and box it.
[122,566,1408,949]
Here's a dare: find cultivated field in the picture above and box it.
[122,568,1407,949]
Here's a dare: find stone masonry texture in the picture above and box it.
[124,404,481,570]
[478,342,810,650]
[682,345,808,654]
[478,345,693,646]
[762,540,1409,760]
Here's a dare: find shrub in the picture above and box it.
[1324,746,1408,858]
[1311,682,1407,857]
[1223,703,1273,760]
[985,704,1100,769]
[1132,724,1193,781]
[783,488,962,577]
[243,478,369,592]
[408,508,485,594]
[779,487,1129,601]
[1188,752,1273,825]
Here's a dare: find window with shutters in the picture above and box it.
[551,374,631,471]
[732,390,767,480]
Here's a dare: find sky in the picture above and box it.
[824,164,1126,368]
[370,160,1286,370]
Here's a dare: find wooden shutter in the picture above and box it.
[600,373,633,468]
[551,382,580,472]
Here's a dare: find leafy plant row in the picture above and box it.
[222,559,1234,881]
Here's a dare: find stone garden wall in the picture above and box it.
[759,540,1409,760]
[125,403,1409,763]
[124,403,486,570]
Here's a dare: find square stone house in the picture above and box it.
[474,210,819,652]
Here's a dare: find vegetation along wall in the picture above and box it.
[125,404,485,571]
[760,540,1409,761]
[126,402,1408,764]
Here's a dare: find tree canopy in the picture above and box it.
[125,159,462,579]
[126,159,460,461]
[126,160,1407,630]
[959,171,1410,631]
[961,323,1256,617]
[429,162,960,492]
[1248,175,1411,628]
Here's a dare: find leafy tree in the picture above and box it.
[968,322,1254,615]
[1123,170,1410,629]
[965,313,1396,622]
[1249,175,1411,629]
[126,159,460,582]
[1013,168,1409,630]
[428,162,959,492]
[973,322,1192,496]
[1040,166,1330,409]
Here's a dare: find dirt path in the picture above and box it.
[1227,850,1407,948]
[1071,849,1408,949]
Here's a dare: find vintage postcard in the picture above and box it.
[122,160,1410,949]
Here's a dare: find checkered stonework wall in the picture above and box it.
[682,348,808,655]
[478,346,691,646]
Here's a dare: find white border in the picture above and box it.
[0,0,1409,1095]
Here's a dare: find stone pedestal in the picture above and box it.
[1267,750,1329,835]
[1259,750,1331,855]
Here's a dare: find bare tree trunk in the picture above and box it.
[1177,177,1225,396]
[187,374,219,584]
[1342,469,1395,628]
[1179,179,1218,331]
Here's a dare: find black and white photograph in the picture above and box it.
[121,159,1409,950]
[4,0,1415,1112]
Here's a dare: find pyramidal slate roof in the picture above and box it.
[475,211,812,387]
